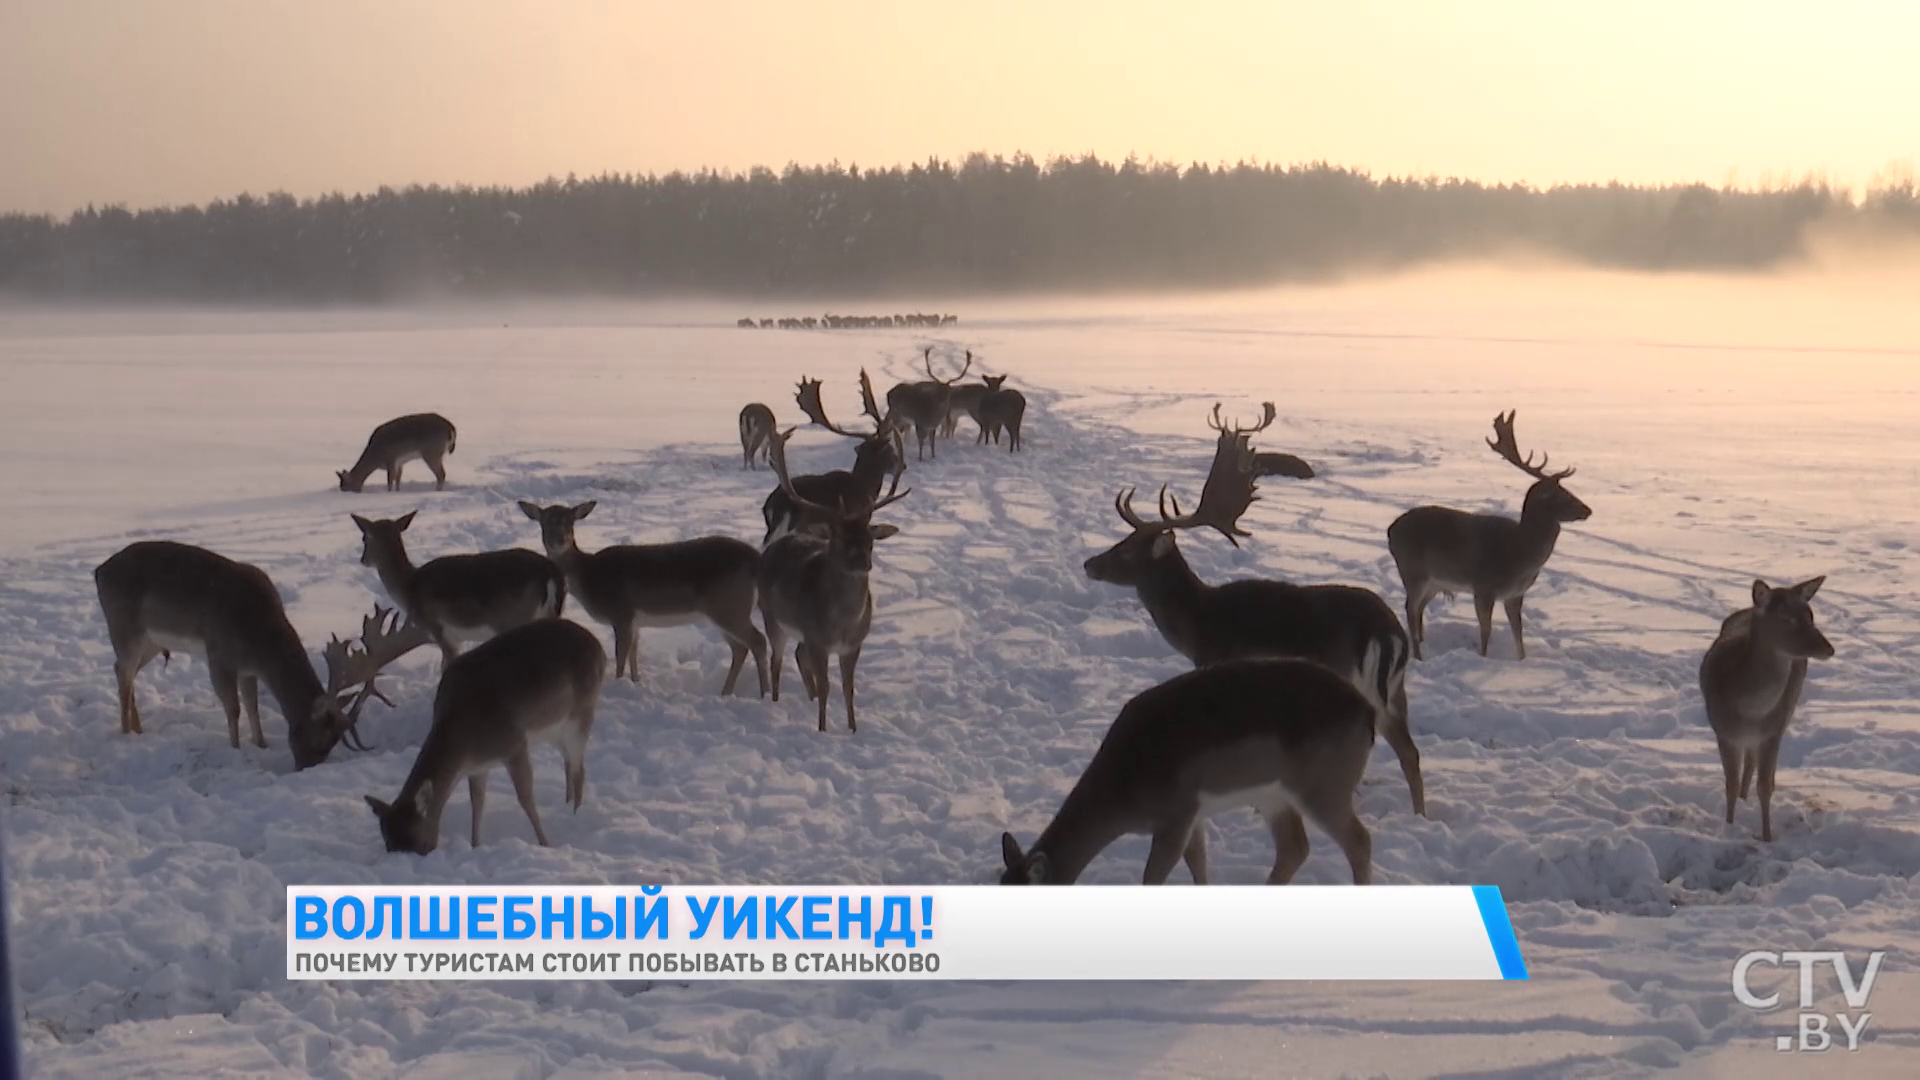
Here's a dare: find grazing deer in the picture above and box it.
[518,501,767,695]
[761,372,905,542]
[758,427,910,732]
[977,375,1027,452]
[337,413,457,493]
[885,347,973,461]
[999,658,1375,885]
[94,540,428,768]
[351,511,565,662]
[739,403,776,470]
[1084,403,1424,816]
[1387,410,1592,661]
[364,618,607,854]
[1699,576,1834,842]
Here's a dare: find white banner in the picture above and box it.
[286,885,1528,981]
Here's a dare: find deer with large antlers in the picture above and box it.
[1387,410,1592,661]
[1083,403,1425,816]
[94,541,429,768]
[758,425,911,732]
[885,347,973,461]
[761,372,905,543]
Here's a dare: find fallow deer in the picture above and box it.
[758,427,911,732]
[761,372,904,542]
[1700,576,1834,842]
[999,658,1376,885]
[365,617,607,854]
[351,511,565,662]
[518,502,767,695]
[94,540,427,768]
[977,375,1027,452]
[739,403,776,469]
[1084,403,1424,816]
[885,347,973,461]
[1251,452,1315,480]
[337,413,457,493]
[1387,410,1592,660]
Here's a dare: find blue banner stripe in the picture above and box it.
[1471,885,1528,980]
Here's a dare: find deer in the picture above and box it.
[977,375,1027,452]
[337,413,457,493]
[364,617,607,854]
[1386,410,1592,661]
[1083,402,1424,816]
[739,403,776,470]
[999,658,1376,885]
[1251,451,1315,480]
[761,372,905,543]
[884,347,973,461]
[517,501,767,696]
[941,380,990,441]
[758,426,911,732]
[94,540,428,769]
[1699,576,1834,842]
[351,511,566,662]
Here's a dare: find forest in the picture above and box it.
[2,153,1916,302]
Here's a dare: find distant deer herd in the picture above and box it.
[91,339,1833,881]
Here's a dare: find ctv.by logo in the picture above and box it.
[1732,950,1886,1052]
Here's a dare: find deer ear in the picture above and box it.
[517,500,542,521]
[572,501,597,520]
[395,511,417,531]
[350,514,374,533]
[1791,575,1825,600]
[365,795,391,818]
[1751,579,1773,607]
[1000,832,1024,869]
[869,524,900,542]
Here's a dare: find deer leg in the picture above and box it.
[1403,585,1428,661]
[794,641,820,701]
[561,724,588,811]
[114,644,158,735]
[1305,798,1373,886]
[240,675,265,748]
[1382,688,1426,817]
[207,659,243,749]
[1739,750,1757,800]
[839,646,860,733]
[1473,593,1496,657]
[812,647,835,733]
[1265,807,1311,885]
[505,748,550,847]
[425,452,447,491]
[1503,596,1527,659]
[1143,813,1199,884]
[1757,735,1784,842]
[1182,826,1208,885]
[611,620,638,683]
[1716,738,1742,825]
[468,773,487,848]
[763,614,785,702]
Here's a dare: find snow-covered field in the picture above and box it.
[3,266,1919,1077]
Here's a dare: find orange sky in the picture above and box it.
[2,0,1916,214]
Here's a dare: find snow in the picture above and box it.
[3,265,1919,1077]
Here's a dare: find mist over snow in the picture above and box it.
[2,266,1918,1077]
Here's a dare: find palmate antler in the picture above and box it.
[1486,410,1574,481]
[1112,401,1267,547]
[796,373,894,439]
[766,425,909,520]
[321,603,432,750]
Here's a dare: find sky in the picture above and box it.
[2,0,1917,216]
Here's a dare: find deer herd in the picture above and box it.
[90,343,1834,883]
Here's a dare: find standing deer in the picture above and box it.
[977,375,1027,452]
[94,540,427,768]
[1700,576,1834,842]
[365,618,607,854]
[1387,410,1592,661]
[761,372,905,542]
[999,658,1375,885]
[739,403,776,469]
[1083,403,1424,816]
[885,347,973,461]
[518,501,767,696]
[351,511,565,662]
[337,413,457,493]
[758,427,911,732]
[941,380,991,441]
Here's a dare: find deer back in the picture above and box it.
[571,536,760,622]
[359,413,456,463]
[409,549,567,630]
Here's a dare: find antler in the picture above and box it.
[768,426,909,521]
[920,346,975,387]
[1207,401,1277,438]
[858,369,886,426]
[322,604,432,750]
[1485,410,1574,481]
[1110,406,1262,546]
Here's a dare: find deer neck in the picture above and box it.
[395,726,465,826]
[345,454,381,487]
[1134,541,1213,663]
[369,539,419,607]
[258,631,328,736]
[1031,779,1133,884]
[550,539,592,582]
[1513,503,1564,565]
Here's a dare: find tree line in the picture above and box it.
[2,154,1916,302]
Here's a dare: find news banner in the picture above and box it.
[288,885,1528,981]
